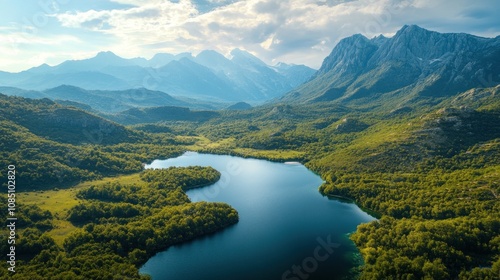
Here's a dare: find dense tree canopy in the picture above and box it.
[0,166,237,279]
[1,88,499,278]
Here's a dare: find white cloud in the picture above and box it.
[107,0,163,6]
[1,0,499,72]
[0,31,85,72]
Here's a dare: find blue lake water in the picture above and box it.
[140,152,375,280]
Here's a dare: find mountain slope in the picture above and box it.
[0,93,188,194]
[0,93,139,145]
[272,62,317,88]
[194,49,317,100]
[283,25,500,106]
[45,85,192,112]
[154,58,239,101]
[228,49,293,100]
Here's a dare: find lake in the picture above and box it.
[140,152,376,280]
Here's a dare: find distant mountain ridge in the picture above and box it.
[0,49,316,103]
[0,85,210,113]
[282,25,500,105]
[0,93,139,145]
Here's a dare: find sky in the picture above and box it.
[1,0,499,72]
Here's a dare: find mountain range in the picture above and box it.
[283,25,500,107]
[0,85,222,113]
[1,25,498,118]
[0,49,316,103]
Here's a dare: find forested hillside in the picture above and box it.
[0,93,242,279]
[0,93,185,190]
[167,84,500,279]
[0,167,238,279]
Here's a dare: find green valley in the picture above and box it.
[3,82,498,278]
[0,23,499,280]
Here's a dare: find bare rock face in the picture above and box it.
[284,25,500,104]
[316,34,378,77]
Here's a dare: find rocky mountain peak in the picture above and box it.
[230,48,267,68]
[95,51,119,59]
[369,24,490,66]
[282,25,500,104]
[195,50,232,70]
[316,33,377,76]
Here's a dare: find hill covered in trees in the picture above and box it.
[1,25,499,279]
[0,167,237,279]
[0,93,187,191]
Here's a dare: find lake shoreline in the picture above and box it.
[141,152,376,279]
[324,193,382,219]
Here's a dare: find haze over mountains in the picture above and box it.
[0,49,316,103]
[1,25,499,118]
[0,85,219,113]
[283,25,500,107]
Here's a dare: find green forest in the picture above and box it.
[0,84,499,279]
[0,165,237,279]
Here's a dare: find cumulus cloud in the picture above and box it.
[0,31,84,72]
[3,0,500,71]
[48,0,413,67]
